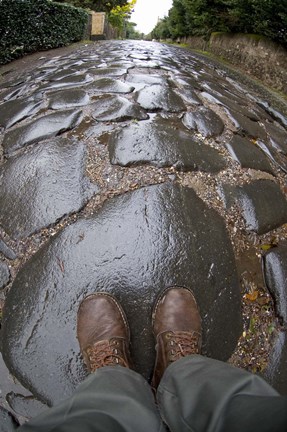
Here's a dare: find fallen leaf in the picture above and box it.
[260,244,272,251]
[245,290,259,301]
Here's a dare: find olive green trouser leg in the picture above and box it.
[157,355,287,432]
[19,366,164,432]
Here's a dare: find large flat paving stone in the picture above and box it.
[125,74,167,87]
[108,115,226,172]
[220,180,287,234]
[38,73,93,91]
[0,98,42,129]
[0,406,19,431]
[0,138,97,239]
[47,89,90,109]
[2,109,83,156]
[88,67,127,77]
[263,242,287,324]
[256,140,287,174]
[135,84,186,112]
[176,86,202,105]
[225,109,267,140]
[258,101,287,129]
[90,78,134,94]
[183,107,224,137]
[0,239,17,260]
[91,94,148,121]
[225,135,274,174]
[0,261,10,289]
[44,69,78,81]
[2,183,242,405]
[263,330,287,395]
[6,392,47,420]
[265,122,287,155]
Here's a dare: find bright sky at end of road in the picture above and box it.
[130,0,173,35]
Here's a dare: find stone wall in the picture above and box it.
[180,33,287,94]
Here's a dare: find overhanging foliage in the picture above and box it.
[0,0,89,64]
[152,0,287,47]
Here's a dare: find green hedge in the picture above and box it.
[0,0,89,64]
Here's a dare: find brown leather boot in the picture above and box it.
[77,293,132,372]
[151,286,202,388]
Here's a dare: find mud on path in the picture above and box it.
[0,40,287,422]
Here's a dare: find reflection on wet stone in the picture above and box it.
[2,183,242,404]
[125,74,167,87]
[263,330,287,395]
[135,84,186,112]
[48,89,90,109]
[89,67,127,77]
[225,108,267,140]
[2,109,83,155]
[109,115,226,172]
[221,180,287,234]
[263,242,287,324]
[38,73,93,91]
[91,94,148,121]
[265,122,287,155]
[256,140,287,174]
[183,106,224,137]
[1,40,287,409]
[225,134,274,174]
[90,78,134,94]
[0,138,98,239]
[0,98,42,129]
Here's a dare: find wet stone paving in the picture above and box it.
[0,40,287,424]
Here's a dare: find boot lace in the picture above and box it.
[165,331,200,363]
[87,338,129,370]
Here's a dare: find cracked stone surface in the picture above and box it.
[225,108,267,140]
[0,138,98,238]
[108,115,226,172]
[0,40,287,421]
[2,183,242,404]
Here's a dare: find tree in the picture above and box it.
[52,0,129,13]
[126,21,141,39]
[168,0,187,38]
[151,0,287,46]
[151,17,172,40]
[108,0,136,37]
